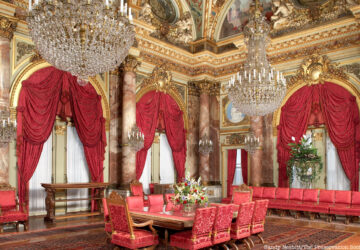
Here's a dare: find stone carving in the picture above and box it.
[141,64,174,93]
[226,133,247,145]
[341,63,360,80]
[138,3,154,24]
[271,0,354,35]
[138,3,193,45]
[287,54,348,87]
[271,0,294,30]
[0,15,17,40]
[16,42,35,62]
[167,12,193,45]
[121,55,141,73]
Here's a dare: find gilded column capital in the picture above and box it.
[0,15,17,40]
[190,79,220,96]
[188,81,200,96]
[121,55,141,73]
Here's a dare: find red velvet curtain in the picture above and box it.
[136,91,187,182]
[17,67,106,210]
[241,149,248,185]
[277,82,360,190]
[227,149,237,197]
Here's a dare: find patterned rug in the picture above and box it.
[0,222,354,249]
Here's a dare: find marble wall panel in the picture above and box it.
[209,95,220,182]
[187,94,200,179]
[262,113,274,186]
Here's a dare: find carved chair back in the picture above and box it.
[107,191,135,238]
[233,184,253,198]
[213,204,233,235]
[252,199,269,225]
[191,207,216,240]
[126,196,144,211]
[148,194,164,212]
[233,191,252,205]
[234,201,255,229]
[130,180,144,197]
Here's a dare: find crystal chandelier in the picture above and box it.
[27,0,135,85]
[199,134,213,155]
[243,132,259,155]
[128,124,144,152]
[0,111,17,145]
[227,0,286,116]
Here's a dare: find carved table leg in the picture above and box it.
[44,188,55,222]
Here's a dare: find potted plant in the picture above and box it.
[172,172,208,215]
[287,135,323,188]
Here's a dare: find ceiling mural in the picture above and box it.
[185,0,204,38]
[149,0,177,23]
[219,0,273,39]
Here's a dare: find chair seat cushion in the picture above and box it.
[329,206,360,216]
[170,230,212,250]
[250,222,264,234]
[0,210,28,223]
[212,230,230,245]
[221,197,232,204]
[230,223,250,239]
[111,229,158,249]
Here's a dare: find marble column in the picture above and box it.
[0,16,17,183]
[250,116,264,186]
[120,56,140,185]
[262,113,274,186]
[199,89,210,183]
[109,70,122,185]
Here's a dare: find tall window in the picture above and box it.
[233,149,244,185]
[139,148,152,194]
[159,134,176,184]
[29,134,52,215]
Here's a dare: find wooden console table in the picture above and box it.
[41,182,109,222]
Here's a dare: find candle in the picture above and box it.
[2,120,4,127]
[105,0,109,7]
[29,0,32,11]
[14,120,17,127]
[124,3,127,16]
[35,0,38,5]
[129,7,132,21]
[120,0,124,14]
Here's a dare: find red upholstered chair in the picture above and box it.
[233,191,251,205]
[165,193,181,212]
[329,190,352,223]
[230,201,255,250]
[211,204,233,247]
[252,187,264,200]
[102,198,112,239]
[249,199,269,247]
[148,194,164,212]
[0,183,28,233]
[130,180,149,206]
[221,185,238,204]
[126,196,144,211]
[170,207,216,249]
[107,192,158,249]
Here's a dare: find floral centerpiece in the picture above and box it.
[287,135,323,188]
[172,172,208,214]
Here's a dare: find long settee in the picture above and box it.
[249,186,360,224]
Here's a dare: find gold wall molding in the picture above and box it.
[0,15,17,40]
[136,64,188,130]
[10,61,111,131]
[272,55,360,136]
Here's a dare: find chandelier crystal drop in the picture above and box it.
[227,0,286,116]
[128,124,144,152]
[0,111,17,145]
[243,132,259,155]
[199,134,213,155]
[27,0,135,84]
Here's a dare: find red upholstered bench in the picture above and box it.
[329,190,353,223]
[261,187,276,215]
[252,187,264,201]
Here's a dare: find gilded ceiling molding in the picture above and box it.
[136,64,188,130]
[272,54,360,136]
[0,15,17,40]
[341,63,360,80]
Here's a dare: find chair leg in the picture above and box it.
[16,222,20,232]
[243,238,252,250]
[345,216,351,224]
[221,243,229,250]
[229,239,238,250]
[24,221,29,231]
[0,224,3,233]
[309,212,315,220]
[257,233,265,244]
[247,237,255,248]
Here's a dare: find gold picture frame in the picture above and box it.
[221,96,250,127]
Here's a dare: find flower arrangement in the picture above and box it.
[172,172,208,206]
[287,135,323,186]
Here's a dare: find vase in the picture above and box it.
[182,203,195,216]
